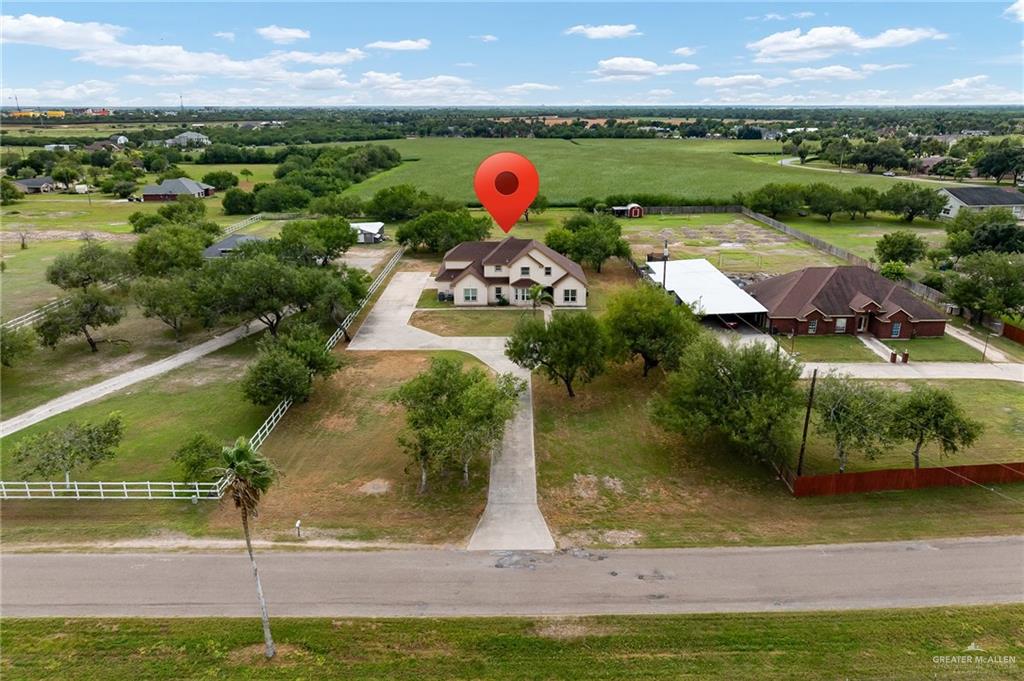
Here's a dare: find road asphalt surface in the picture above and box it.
[3,536,1021,617]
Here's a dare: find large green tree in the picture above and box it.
[392,356,524,492]
[651,337,802,461]
[12,413,124,483]
[813,374,892,473]
[35,288,125,352]
[804,183,845,222]
[46,240,131,292]
[278,217,357,267]
[603,285,700,377]
[875,230,928,264]
[742,183,804,218]
[505,312,607,398]
[0,326,36,367]
[395,209,491,253]
[888,385,983,470]
[879,183,946,223]
[945,252,1024,323]
[132,275,197,340]
[132,224,209,277]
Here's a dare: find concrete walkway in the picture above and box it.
[945,325,1011,363]
[348,272,555,551]
[3,536,1020,617]
[0,320,270,437]
[857,334,896,361]
[802,361,1024,382]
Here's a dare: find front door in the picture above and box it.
[856,315,867,332]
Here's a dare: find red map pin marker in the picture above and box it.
[473,152,539,233]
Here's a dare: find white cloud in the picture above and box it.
[366,38,430,51]
[291,69,350,90]
[748,26,948,62]
[911,75,1024,104]
[790,63,909,80]
[565,24,641,39]
[747,12,814,21]
[472,34,498,42]
[455,62,476,67]
[1,79,116,104]
[504,82,560,94]
[256,25,311,45]
[792,11,816,19]
[695,74,789,88]
[590,56,698,81]
[271,49,366,65]
[672,46,697,57]
[355,71,498,104]
[1,13,125,50]
[213,31,235,42]
[124,73,199,85]
[1005,1,1024,22]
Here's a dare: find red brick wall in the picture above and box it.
[911,320,946,338]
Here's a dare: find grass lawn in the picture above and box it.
[339,138,921,204]
[0,349,490,546]
[0,340,266,543]
[798,380,1024,475]
[0,239,116,319]
[533,362,1024,549]
[885,336,983,362]
[410,309,528,336]
[0,299,240,418]
[416,288,450,308]
[784,334,881,362]
[2,193,237,235]
[178,162,278,190]
[6,606,1021,680]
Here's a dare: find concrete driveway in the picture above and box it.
[348,272,554,551]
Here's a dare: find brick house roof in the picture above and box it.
[746,266,945,321]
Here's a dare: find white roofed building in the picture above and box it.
[645,259,767,324]
[350,221,386,244]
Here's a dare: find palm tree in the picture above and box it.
[213,438,278,659]
[528,283,554,318]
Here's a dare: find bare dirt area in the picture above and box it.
[0,229,137,243]
[336,246,392,273]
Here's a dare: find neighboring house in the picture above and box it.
[938,186,1024,220]
[350,221,385,244]
[747,266,947,339]
[203,234,265,258]
[611,202,645,218]
[110,134,129,146]
[141,178,215,202]
[43,144,73,152]
[435,236,588,307]
[12,176,57,193]
[84,140,122,152]
[84,108,112,116]
[915,155,951,174]
[165,131,211,147]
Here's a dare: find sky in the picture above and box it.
[1,1,1022,107]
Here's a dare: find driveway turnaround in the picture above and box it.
[3,536,1020,617]
[0,321,270,437]
[348,272,555,551]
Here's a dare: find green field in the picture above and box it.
[534,363,1024,549]
[784,334,881,362]
[179,163,278,188]
[885,336,983,362]
[5,607,1021,680]
[341,138,928,204]
[0,239,101,318]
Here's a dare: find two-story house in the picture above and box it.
[435,237,588,307]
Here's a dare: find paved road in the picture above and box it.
[3,536,1021,617]
[0,321,270,437]
[777,157,980,186]
[348,272,555,551]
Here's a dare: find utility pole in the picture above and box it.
[796,368,818,477]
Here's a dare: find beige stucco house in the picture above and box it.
[435,237,588,307]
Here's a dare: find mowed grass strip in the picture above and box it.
[409,309,529,336]
[340,138,922,204]
[784,335,882,362]
[533,362,1024,549]
[0,239,96,319]
[885,336,983,362]
[2,193,237,234]
[5,607,1022,680]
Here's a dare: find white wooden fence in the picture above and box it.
[1,215,267,331]
[1,245,406,500]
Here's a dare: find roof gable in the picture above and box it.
[943,186,1024,206]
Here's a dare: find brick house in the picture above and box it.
[746,266,947,339]
[435,236,588,307]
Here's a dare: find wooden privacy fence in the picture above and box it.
[1003,322,1024,345]
[0,245,406,500]
[779,461,1024,497]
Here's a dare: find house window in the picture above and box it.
[463,288,478,303]
[563,289,577,303]
[494,265,502,272]
[544,266,552,277]
[514,288,528,302]
[835,318,847,333]
[520,266,530,277]
[808,320,818,334]
[891,321,902,338]
[494,287,503,300]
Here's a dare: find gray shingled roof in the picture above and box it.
[943,186,1024,206]
[142,178,214,196]
[203,234,264,258]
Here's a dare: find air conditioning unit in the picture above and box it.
[944,304,960,316]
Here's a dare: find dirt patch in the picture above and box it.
[227,643,308,667]
[559,528,645,547]
[602,529,644,546]
[601,476,624,494]
[318,412,357,432]
[572,474,599,500]
[0,230,137,243]
[358,478,392,495]
[532,619,620,640]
